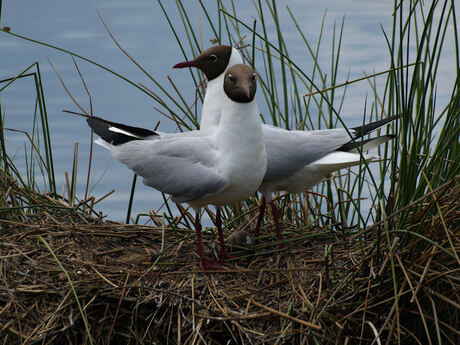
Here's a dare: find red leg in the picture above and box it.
[269,201,284,247]
[254,196,266,237]
[216,207,234,262]
[194,211,221,270]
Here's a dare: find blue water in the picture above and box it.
[0,1,456,224]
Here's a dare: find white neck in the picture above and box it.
[215,94,263,152]
[200,47,244,131]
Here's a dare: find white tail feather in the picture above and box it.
[348,136,393,153]
[312,151,379,170]
[94,138,114,150]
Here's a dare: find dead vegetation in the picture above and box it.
[1,168,459,344]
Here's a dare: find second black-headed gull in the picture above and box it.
[82,64,266,270]
[173,45,398,241]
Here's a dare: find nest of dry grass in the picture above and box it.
[1,168,459,345]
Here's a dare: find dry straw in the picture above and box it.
[1,169,458,344]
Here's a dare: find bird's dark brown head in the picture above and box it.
[223,64,257,103]
[173,45,233,81]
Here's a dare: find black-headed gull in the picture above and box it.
[83,64,266,270]
[173,45,398,241]
[173,45,243,129]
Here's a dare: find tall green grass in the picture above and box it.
[0,63,56,194]
[383,0,460,217]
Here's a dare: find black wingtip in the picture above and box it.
[85,117,130,146]
[63,109,91,119]
[65,109,160,145]
[85,117,159,146]
[352,114,400,138]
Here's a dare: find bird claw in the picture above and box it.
[219,252,235,262]
[199,257,222,271]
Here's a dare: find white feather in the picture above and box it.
[108,126,142,139]
[94,138,114,150]
[348,136,393,153]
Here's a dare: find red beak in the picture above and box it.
[173,60,197,69]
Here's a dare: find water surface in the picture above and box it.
[1,1,455,223]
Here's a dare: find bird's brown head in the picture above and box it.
[223,64,257,103]
[173,45,233,81]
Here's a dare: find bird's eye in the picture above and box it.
[209,54,218,62]
[251,73,256,81]
[228,74,235,82]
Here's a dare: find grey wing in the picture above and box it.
[111,137,228,203]
[263,126,355,181]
